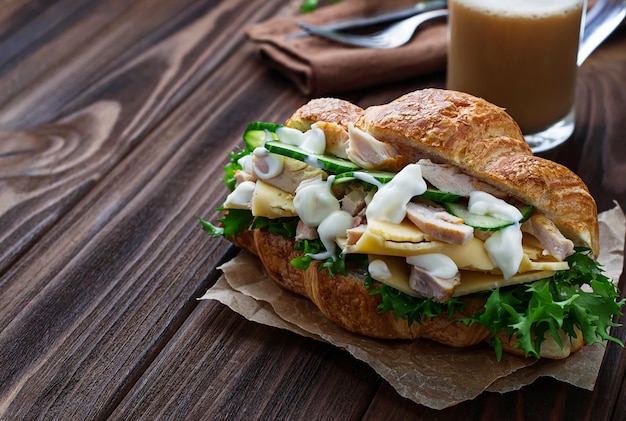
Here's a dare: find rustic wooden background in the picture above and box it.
[1,0,625,419]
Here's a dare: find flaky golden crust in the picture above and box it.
[285,97,364,129]
[306,262,422,339]
[237,228,422,339]
[252,229,308,296]
[285,97,363,159]
[355,89,530,167]
[287,89,599,255]
[418,297,491,348]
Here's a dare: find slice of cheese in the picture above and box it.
[367,219,426,243]
[345,224,495,271]
[518,254,569,272]
[368,254,558,298]
[454,269,556,296]
[368,255,416,296]
[251,180,298,218]
[344,227,435,256]
[346,220,570,274]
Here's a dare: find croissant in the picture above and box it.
[206,89,621,360]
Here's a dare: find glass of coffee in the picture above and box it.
[446,0,586,152]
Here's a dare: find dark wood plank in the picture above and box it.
[0,1,315,418]
[0,0,292,127]
[0,0,141,122]
[110,301,379,419]
[0,48,298,417]
[613,372,626,421]
[0,0,289,275]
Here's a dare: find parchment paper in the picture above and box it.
[201,204,625,409]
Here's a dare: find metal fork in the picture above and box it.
[296,8,448,49]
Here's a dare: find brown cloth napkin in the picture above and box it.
[246,0,448,96]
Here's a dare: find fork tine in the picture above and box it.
[296,22,401,49]
[295,22,383,48]
[296,8,448,49]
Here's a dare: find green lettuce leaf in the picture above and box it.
[199,208,252,239]
[474,248,623,359]
[372,247,624,360]
[370,284,467,327]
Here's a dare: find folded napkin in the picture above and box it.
[246,0,448,96]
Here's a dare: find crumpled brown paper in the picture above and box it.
[246,0,447,96]
[201,205,625,410]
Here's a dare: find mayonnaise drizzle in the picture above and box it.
[468,191,522,221]
[468,191,524,280]
[368,259,392,281]
[276,123,326,155]
[366,163,427,224]
[484,224,523,280]
[308,210,353,261]
[292,176,353,260]
[406,253,459,279]
[252,147,284,179]
[352,171,383,189]
[237,154,253,172]
[293,176,340,227]
[305,155,322,168]
[224,180,255,208]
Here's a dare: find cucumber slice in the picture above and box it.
[443,202,533,231]
[243,122,283,150]
[419,189,463,203]
[265,140,361,173]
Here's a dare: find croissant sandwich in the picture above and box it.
[202,88,624,360]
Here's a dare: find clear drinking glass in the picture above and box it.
[446,0,586,152]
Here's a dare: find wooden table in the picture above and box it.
[1,1,625,419]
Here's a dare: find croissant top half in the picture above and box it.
[286,89,598,256]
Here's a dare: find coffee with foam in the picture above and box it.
[447,0,584,134]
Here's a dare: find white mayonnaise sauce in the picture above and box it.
[468,191,522,221]
[275,123,326,155]
[223,180,255,208]
[366,163,427,224]
[252,147,284,179]
[368,259,392,281]
[406,253,459,279]
[293,176,340,227]
[308,210,353,260]
[468,191,524,280]
[484,224,524,280]
[352,171,383,189]
[304,155,321,168]
[237,154,253,172]
[293,176,353,260]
